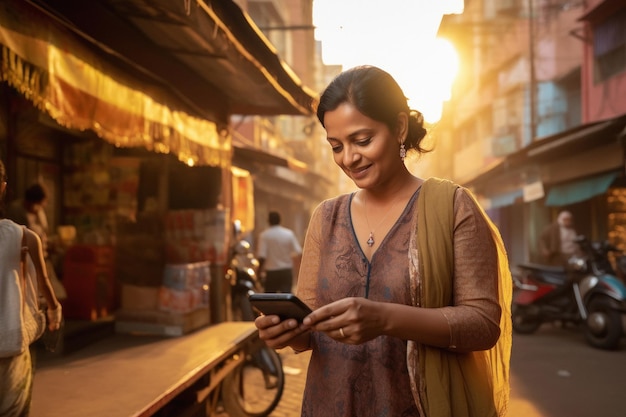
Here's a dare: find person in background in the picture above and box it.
[253,66,512,416]
[6,183,66,301]
[539,210,580,267]
[0,160,63,416]
[7,184,49,250]
[257,211,302,293]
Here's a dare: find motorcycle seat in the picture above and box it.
[517,262,566,274]
[516,262,569,286]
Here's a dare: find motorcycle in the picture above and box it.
[221,220,285,417]
[512,235,626,350]
[227,228,263,322]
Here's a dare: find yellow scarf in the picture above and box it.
[407,177,512,417]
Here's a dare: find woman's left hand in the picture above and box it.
[303,297,384,344]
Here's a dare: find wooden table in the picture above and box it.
[31,321,258,417]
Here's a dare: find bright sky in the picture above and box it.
[313,0,464,123]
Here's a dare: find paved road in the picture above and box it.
[214,347,309,417]
[220,324,626,417]
[508,324,626,417]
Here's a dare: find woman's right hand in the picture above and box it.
[254,314,310,350]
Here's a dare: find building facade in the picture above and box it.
[437,0,626,266]
[230,0,341,248]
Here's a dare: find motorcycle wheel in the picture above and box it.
[584,296,623,350]
[512,304,542,334]
[221,345,285,417]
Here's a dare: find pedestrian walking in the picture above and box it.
[0,159,63,417]
[254,65,512,417]
[257,211,302,293]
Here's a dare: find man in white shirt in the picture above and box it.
[257,211,302,293]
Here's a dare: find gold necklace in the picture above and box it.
[363,193,405,247]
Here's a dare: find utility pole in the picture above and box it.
[528,0,537,142]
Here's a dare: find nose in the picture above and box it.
[340,144,360,168]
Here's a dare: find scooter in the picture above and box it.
[221,220,285,417]
[227,228,263,322]
[512,235,626,350]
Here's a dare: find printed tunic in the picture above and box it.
[298,190,419,417]
[296,188,501,417]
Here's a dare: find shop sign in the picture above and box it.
[523,181,545,202]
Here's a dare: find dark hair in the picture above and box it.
[316,65,428,155]
[25,183,47,204]
[269,211,281,226]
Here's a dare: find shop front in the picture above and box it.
[0,0,316,345]
[466,114,626,265]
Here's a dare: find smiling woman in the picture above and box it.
[252,65,512,417]
[313,0,463,123]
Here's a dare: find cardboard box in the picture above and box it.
[157,286,209,314]
[120,284,159,310]
[115,236,165,286]
[162,262,211,290]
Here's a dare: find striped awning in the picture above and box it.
[0,1,230,167]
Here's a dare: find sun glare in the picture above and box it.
[405,38,459,122]
[313,0,463,123]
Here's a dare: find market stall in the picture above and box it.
[31,321,258,417]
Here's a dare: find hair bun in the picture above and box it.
[410,110,424,126]
[407,110,427,144]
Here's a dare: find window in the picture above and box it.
[593,8,626,83]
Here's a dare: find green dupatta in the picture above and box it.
[407,177,512,417]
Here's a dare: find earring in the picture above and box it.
[399,143,406,160]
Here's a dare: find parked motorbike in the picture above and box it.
[221,220,285,417]
[512,235,626,350]
[227,231,263,322]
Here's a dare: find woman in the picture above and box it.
[254,66,512,417]
[0,159,63,417]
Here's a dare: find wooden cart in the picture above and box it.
[31,322,258,417]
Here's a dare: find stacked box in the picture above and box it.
[115,208,223,336]
[157,262,211,314]
[165,240,216,264]
[164,208,228,264]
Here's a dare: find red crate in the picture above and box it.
[63,245,117,320]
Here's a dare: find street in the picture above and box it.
[237,323,626,417]
[509,324,625,417]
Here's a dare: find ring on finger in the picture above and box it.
[339,327,346,338]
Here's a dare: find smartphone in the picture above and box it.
[248,293,313,322]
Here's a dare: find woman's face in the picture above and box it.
[324,102,404,189]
